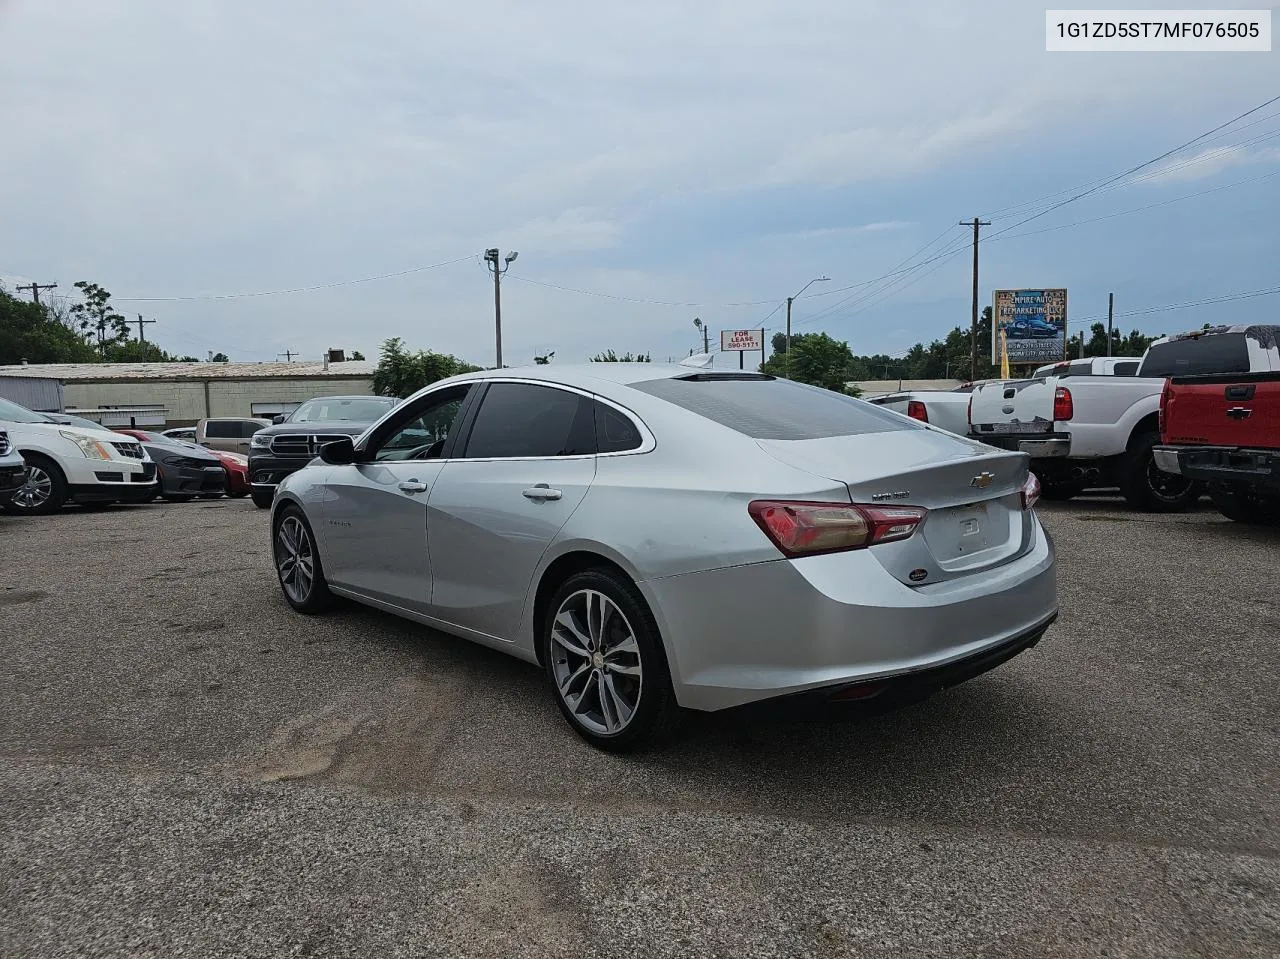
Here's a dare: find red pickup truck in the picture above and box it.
[1153,324,1280,525]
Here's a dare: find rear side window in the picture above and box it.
[1139,334,1249,378]
[462,383,595,458]
[631,375,925,440]
[595,402,643,453]
[203,421,235,438]
[1112,361,1139,376]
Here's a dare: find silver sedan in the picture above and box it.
[269,364,1058,750]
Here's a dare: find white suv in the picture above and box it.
[0,397,158,514]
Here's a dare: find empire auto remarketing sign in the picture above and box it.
[992,288,1067,365]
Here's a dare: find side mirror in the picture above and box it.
[319,437,355,465]
[272,414,285,425]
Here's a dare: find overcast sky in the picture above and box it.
[1,1,1276,368]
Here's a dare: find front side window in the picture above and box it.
[372,386,471,461]
[462,383,595,459]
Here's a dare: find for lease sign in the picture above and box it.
[720,329,764,351]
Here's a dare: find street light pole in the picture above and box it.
[484,248,519,369]
[784,276,830,378]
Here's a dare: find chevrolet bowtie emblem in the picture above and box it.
[970,472,995,489]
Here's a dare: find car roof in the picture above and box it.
[447,363,718,391]
[298,394,397,402]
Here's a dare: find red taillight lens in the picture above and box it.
[748,500,926,557]
[1158,378,1171,441]
[906,401,929,423]
[1053,386,1073,421]
[1020,471,1041,510]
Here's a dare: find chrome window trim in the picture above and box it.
[454,377,656,463]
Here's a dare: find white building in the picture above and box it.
[0,359,377,425]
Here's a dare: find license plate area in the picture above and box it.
[979,422,1052,435]
[922,500,1017,570]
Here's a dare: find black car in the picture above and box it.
[126,430,227,502]
[247,395,400,508]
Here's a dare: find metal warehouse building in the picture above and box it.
[0,359,376,426]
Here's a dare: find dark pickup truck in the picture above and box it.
[1153,325,1280,525]
[247,394,400,508]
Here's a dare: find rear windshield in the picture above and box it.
[1138,334,1249,378]
[631,375,924,440]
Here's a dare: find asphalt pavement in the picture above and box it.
[0,497,1276,958]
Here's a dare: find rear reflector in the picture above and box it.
[1053,386,1074,422]
[748,500,926,558]
[906,401,929,423]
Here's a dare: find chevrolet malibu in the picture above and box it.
[270,364,1058,750]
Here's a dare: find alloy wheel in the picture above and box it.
[12,466,51,510]
[550,589,643,736]
[275,514,316,604]
[1146,456,1194,503]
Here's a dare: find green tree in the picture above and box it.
[371,337,481,398]
[590,350,650,362]
[0,286,98,363]
[69,281,129,358]
[101,338,189,362]
[762,331,860,395]
[350,350,366,361]
[210,352,229,363]
[534,351,555,365]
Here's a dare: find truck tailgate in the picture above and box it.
[968,379,1056,435]
[1163,373,1280,449]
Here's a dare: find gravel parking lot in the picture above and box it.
[1,498,1276,958]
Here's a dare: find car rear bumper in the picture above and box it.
[1154,445,1279,490]
[645,521,1058,712]
[969,431,1071,457]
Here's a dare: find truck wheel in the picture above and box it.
[1209,485,1280,526]
[2,454,68,515]
[1120,432,1199,513]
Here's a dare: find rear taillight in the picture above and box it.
[1158,378,1171,441]
[906,401,928,423]
[1053,386,1073,421]
[1020,472,1041,510]
[748,500,926,558]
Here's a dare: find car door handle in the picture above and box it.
[522,485,563,501]
[398,480,428,494]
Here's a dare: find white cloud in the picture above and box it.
[0,0,1274,365]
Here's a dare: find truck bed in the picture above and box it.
[1160,372,1280,451]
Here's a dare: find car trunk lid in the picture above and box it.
[967,377,1058,436]
[756,431,1035,584]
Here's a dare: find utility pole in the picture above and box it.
[16,281,57,306]
[693,317,709,355]
[484,248,519,368]
[1106,292,1114,357]
[278,350,297,362]
[784,276,830,379]
[961,218,990,381]
[133,313,156,343]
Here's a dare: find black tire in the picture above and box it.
[272,505,333,613]
[1209,484,1280,526]
[541,568,683,752]
[1119,431,1200,513]
[2,454,68,515]
[251,489,274,509]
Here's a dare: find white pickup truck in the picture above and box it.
[866,384,991,436]
[966,331,1253,511]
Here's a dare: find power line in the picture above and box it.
[982,93,1280,242]
[111,254,479,302]
[1073,287,1280,325]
